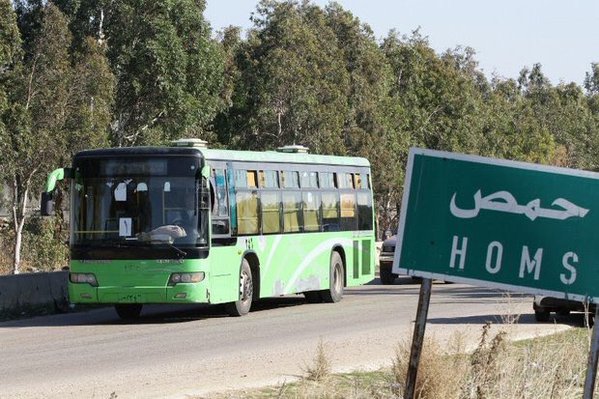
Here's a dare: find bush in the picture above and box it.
[21,215,69,272]
[0,222,13,275]
[392,333,468,399]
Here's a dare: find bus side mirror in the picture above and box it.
[41,192,55,216]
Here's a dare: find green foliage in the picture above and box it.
[22,215,69,272]
[217,0,351,154]
[65,37,114,155]
[57,0,225,146]
[0,0,21,142]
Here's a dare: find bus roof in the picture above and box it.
[74,146,370,168]
[200,148,370,167]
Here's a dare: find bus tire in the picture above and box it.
[225,259,253,317]
[321,251,344,303]
[115,304,143,320]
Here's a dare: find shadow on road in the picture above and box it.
[0,296,308,328]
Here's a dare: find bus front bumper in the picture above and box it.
[69,283,210,304]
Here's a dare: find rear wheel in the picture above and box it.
[321,252,344,303]
[115,304,143,320]
[225,259,253,317]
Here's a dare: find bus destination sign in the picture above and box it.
[393,148,599,302]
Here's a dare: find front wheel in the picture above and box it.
[115,304,143,320]
[321,252,344,303]
[225,259,253,317]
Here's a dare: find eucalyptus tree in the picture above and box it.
[0,3,72,274]
[379,32,489,232]
[0,2,115,274]
[56,0,225,146]
[480,77,556,164]
[322,3,404,235]
[0,0,21,127]
[222,0,350,154]
[517,64,593,168]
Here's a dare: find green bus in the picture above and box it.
[41,139,375,319]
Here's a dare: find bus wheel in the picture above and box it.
[321,252,344,303]
[225,259,253,317]
[115,304,143,320]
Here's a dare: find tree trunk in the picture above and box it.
[11,173,34,275]
[12,217,25,275]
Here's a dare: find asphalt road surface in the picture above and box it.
[0,277,572,398]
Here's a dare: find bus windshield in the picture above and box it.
[71,157,208,248]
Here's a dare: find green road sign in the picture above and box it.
[393,148,599,302]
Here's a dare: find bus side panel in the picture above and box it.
[207,244,245,304]
[255,233,332,297]
[254,232,373,297]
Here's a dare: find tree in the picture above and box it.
[56,0,225,146]
[219,0,350,154]
[323,3,400,236]
[0,0,21,131]
[380,31,488,233]
[0,3,72,274]
[66,36,115,154]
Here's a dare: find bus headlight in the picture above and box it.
[168,272,205,286]
[70,273,98,287]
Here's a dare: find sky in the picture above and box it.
[204,0,599,86]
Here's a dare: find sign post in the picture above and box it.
[393,148,599,398]
[404,278,432,399]
[583,307,599,399]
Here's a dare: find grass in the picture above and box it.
[302,339,332,382]
[201,325,594,399]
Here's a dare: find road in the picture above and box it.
[0,277,572,399]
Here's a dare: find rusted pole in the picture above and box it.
[404,277,432,399]
[583,306,599,399]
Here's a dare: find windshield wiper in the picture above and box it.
[135,235,187,258]
[165,243,187,258]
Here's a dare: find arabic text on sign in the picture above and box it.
[449,190,589,221]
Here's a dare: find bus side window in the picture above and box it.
[282,171,299,189]
[282,192,301,232]
[302,191,321,232]
[261,191,281,234]
[319,172,335,189]
[247,170,258,188]
[321,191,339,231]
[340,192,357,231]
[337,173,353,189]
[212,168,230,235]
[354,173,362,189]
[237,191,259,235]
[357,192,373,230]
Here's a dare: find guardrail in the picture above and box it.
[0,271,68,316]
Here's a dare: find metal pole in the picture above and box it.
[405,277,432,399]
[583,306,599,399]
